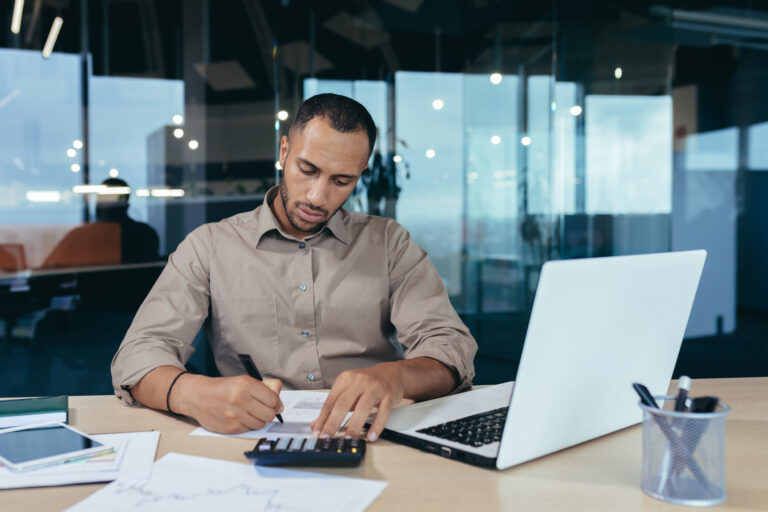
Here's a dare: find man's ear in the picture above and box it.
[279,135,289,168]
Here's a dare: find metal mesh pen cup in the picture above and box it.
[639,396,731,507]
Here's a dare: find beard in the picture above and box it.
[279,174,330,234]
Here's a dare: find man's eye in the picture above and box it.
[301,168,314,175]
[335,180,350,186]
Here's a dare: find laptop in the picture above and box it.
[382,250,706,469]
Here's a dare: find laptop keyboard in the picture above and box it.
[416,407,508,447]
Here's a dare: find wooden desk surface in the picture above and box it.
[3,378,767,512]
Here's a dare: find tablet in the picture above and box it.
[0,422,113,472]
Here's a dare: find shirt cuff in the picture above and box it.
[112,350,187,406]
[404,341,475,392]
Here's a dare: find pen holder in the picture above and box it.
[639,396,730,507]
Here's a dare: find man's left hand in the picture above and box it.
[310,362,404,442]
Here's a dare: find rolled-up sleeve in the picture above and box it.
[110,225,212,405]
[387,221,477,391]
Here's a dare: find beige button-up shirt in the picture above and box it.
[111,188,477,404]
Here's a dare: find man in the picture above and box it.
[111,94,476,443]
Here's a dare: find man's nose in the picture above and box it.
[306,179,328,207]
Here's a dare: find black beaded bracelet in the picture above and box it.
[166,370,190,416]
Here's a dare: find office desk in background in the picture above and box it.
[2,378,767,512]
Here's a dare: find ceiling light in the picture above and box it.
[490,73,502,85]
[521,136,532,146]
[70,164,80,173]
[569,105,583,116]
[188,140,199,150]
[99,186,130,195]
[26,190,61,203]
[393,155,403,163]
[275,161,282,170]
[172,114,183,125]
[109,168,119,177]
[491,135,501,145]
[432,99,444,110]
[277,110,289,121]
[614,67,623,79]
[42,17,63,59]
[426,149,436,158]
[73,185,106,194]
[11,0,24,34]
[72,139,83,149]
[135,189,150,197]
[173,128,184,139]
[66,148,76,158]
[151,188,185,198]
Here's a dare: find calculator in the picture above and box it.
[244,436,366,467]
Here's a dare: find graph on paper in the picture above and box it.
[66,453,387,512]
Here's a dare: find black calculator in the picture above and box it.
[244,436,366,467]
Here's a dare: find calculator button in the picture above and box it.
[302,438,317,451]
[276,438,291,451]
[333,439,347,453]
[288,438,304,451]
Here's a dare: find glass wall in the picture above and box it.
[1,0,767,396]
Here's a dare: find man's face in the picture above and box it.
[275,117,370,238]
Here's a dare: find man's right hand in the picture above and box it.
[173,373,284,434]
[130,366,283,435]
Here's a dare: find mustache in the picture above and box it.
[295,201,328,216]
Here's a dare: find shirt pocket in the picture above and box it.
[212,296,279,374]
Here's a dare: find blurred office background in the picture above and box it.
[1,0,767,396]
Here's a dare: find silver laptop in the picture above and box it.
[383,250,706,469]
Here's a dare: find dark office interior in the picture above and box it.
[1,0,767,397]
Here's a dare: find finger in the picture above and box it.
[243,376,282,412]
[239,398,277,428]
[320,389,361,438]
[344,392,378,438]
[366,395,394,442]
[262,378,284,413]
[311,382,347,435]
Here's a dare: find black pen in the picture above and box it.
[238,354,284,424]
[674,376,691,412]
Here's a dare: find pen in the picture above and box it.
[674,376,691,412]
[631,382,713,491]
[238,354,284,424]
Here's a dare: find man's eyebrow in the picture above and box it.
[297,157,320,170]
[297,157,359,180]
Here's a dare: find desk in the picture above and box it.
[3,378,767,512]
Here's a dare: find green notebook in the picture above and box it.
[0,396,68,429]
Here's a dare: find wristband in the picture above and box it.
[166,370,190,416]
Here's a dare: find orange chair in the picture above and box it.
[0,243,27,272]
[42,223,121,269]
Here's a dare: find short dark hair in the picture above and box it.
[290,93,377,155]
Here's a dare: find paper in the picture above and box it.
[0,431,159,489]
[191,390,330,439]
[66,452,387,512]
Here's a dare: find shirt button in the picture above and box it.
[301,330,309,337]
[307,373,316,382]
[299,243,306,249]
[299,284,307,291]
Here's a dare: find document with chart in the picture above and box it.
[66,453,388,512]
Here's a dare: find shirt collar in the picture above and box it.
[254,186,350,246]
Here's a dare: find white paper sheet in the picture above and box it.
[191,390,330,439]
[0,431,159,489]
[66,452,387,512]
